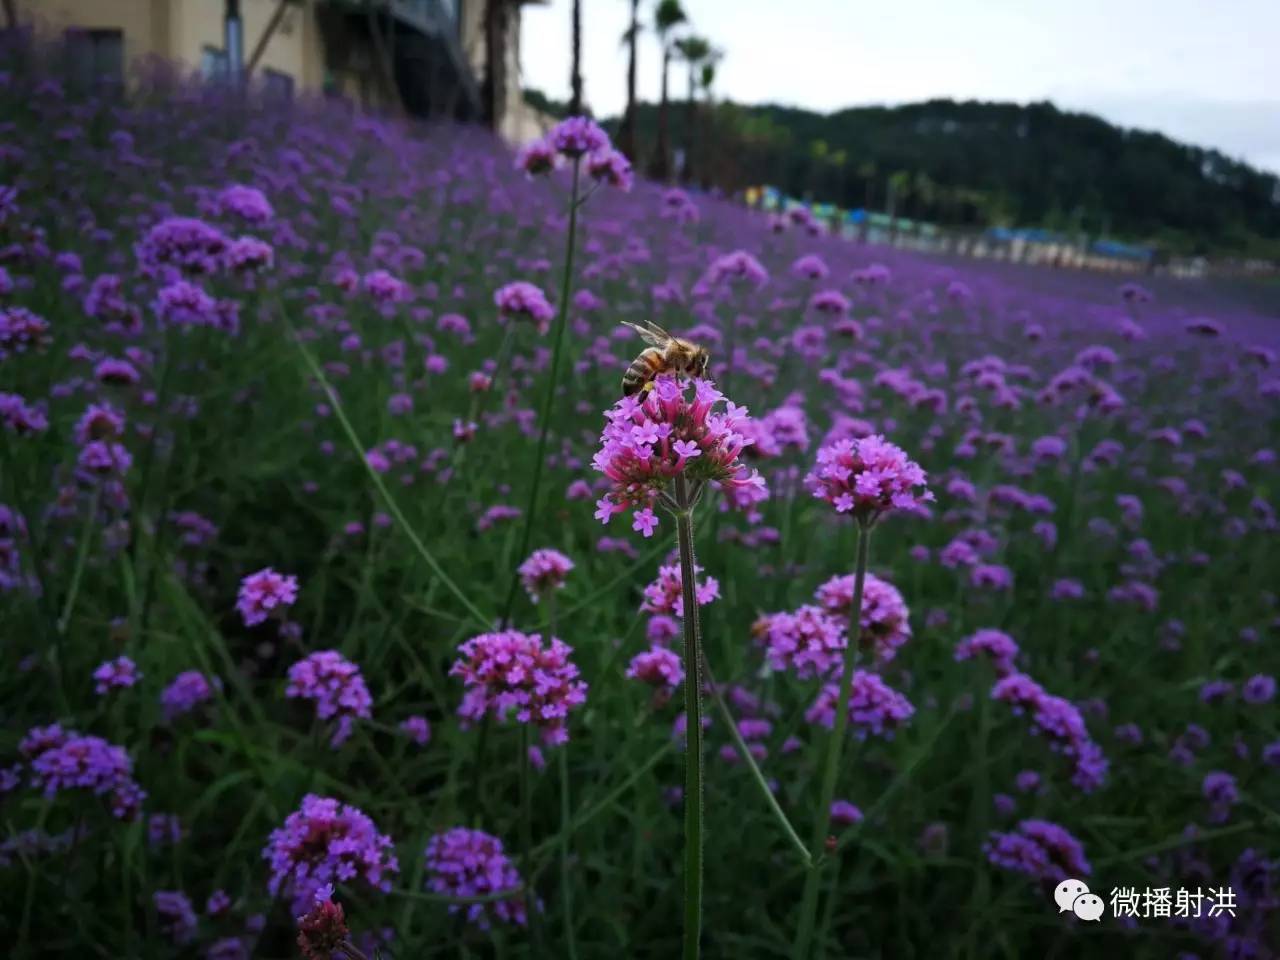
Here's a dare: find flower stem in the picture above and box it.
[288,326,491,627]
[793,522,871,960]
[500,157,582,627]
[701,656,810,868]
[546,595,579,960]
[673,473,704,960]
[57,485,102,636]
[557,746,579,960]
[520,725,545,953]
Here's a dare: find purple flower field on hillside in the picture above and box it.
[1,48,1278,960]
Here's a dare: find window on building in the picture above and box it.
[64,28,124,88]
[263,69,294,103]
[201,45,229,83]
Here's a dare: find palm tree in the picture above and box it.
[857,160,877,211]
[617,0,641,160]
[673,34,710,183]
[650,0,687,181]
[696,52,721,186]
[569,0,583,115]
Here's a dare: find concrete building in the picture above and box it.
[11,0,550,139]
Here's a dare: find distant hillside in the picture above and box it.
[608,97,1280,259]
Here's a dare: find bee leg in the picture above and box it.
[642,381,656,393]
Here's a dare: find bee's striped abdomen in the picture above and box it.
[621,348,664,396]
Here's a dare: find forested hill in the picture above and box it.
[609,97,1280,258]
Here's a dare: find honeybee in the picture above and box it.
[619,319,711,396]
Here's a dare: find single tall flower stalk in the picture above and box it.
[592,374,768,960]
[501,157,582,626]
[547,593,579,960]
[56,485,102,636]
[670,471,705,960]
[502,115,632,626]
[792,434,931,959]
[792,521,870,960]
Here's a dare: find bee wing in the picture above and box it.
[621,320,668,348]
[643,318,677,342]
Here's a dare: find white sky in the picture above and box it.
[520,0,1280,173]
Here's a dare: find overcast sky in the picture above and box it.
[520,0,1280,173]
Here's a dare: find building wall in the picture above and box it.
[17,0,172,63]
[16,0,538,139]
[169,0,320,87]
[17,0,324,90]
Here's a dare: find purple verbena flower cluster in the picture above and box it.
[450,630,587,746]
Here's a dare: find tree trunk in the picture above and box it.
[683,62,696,184]
[568,0,582,115]
[483,0,508,132]
[653,49,671,181]
[617,0,639,160]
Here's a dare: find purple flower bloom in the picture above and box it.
[424,828,526,928]
[77,440,132,478]
[224,235,274,272]
[585,148,634,190]
[236,567,299,626]
[399,715,431,746]
[494,281,555,333]
[754,606,845,679]
[1242,674,1276,705]
[172,511,218,547]
[94,357,141,386]
[161,670,219,721]
[593,377,768,528]
[285,651,374,747]
[970,563,1013,590]
[809,289,851,316]
[153,279,220,327]
[515,138,557,176]
[148,813,184,848]
[1015,770,1041,793]
[218,184,273,223]
[1203,771,1239,823]
[1,391,49,434]
[830,800,863,826]
[264,794,399,914]
[450,630,587,746]
[136,216,230,275]
[548,116,610,158]
[640,560,719,619]
[93,656,140,695]
[517,548,575,602]
[791,254,829,279]
[954,628,1019,675]
[154,890,198,944]
[1050,578,1085,601]
[206,889,232,916]
[815,572,913,662]
[363,269,413,305]
[805,434,933,524]
[0,305,51,357]
[985,819,1090,883]
[626,646,684,697]
[805,670,914,738]
[20,723,146,820]
[703,250,769,288]
[74,403,126,445]
[990,672,1107,792]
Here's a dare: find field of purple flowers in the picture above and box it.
[1,53,1278,960]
